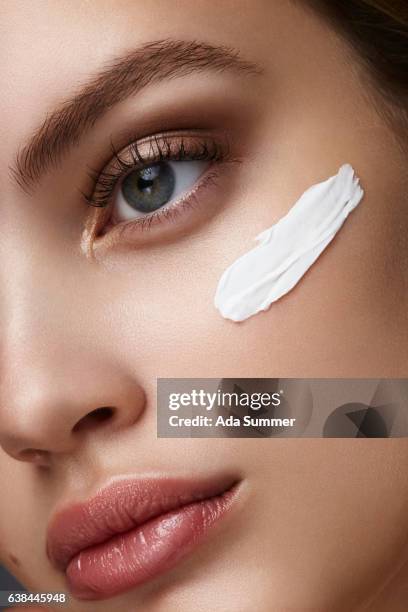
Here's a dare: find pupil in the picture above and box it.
[122,162,175,213]
[138,168,155,193]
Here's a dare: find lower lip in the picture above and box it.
[66,487,237,600]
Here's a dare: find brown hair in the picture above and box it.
[303,1,408,128]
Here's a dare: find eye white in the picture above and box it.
[112,160,209,223]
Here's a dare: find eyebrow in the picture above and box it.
[11,39,261,192]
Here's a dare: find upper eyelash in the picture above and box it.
[82,134,227,209]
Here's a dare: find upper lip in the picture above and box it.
[47,474,238,571]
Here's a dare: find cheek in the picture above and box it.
[0,459,34,577]
[123,226,380,378]
[235,439,408,608]
[0,457,64,592]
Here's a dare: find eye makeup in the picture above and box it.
[84,132,227,209]
[82,130,235,253]
[214,164,364,322]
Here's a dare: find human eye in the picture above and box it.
[83,131,232,251]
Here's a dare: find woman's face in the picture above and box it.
[1,1,408,610]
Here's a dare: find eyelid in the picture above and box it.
[84,130,229,209]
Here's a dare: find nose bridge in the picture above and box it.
[0,185,114,374]
[1,233,84,361]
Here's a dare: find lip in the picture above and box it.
[47,474,240,600]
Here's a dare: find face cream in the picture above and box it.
[214,164,364,322]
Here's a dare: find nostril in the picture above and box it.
[72,407,115,434]
[19,448,50,465]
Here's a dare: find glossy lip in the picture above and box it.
[47,474,240,600]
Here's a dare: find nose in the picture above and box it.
[0,240,146,465]
[0,362,146,464]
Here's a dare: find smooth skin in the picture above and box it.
[1,1,408,611]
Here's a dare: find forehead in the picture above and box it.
[0,0,273,140]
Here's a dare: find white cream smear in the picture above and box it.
[214,164,364,322]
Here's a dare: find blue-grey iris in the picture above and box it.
[121,162,176,213]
